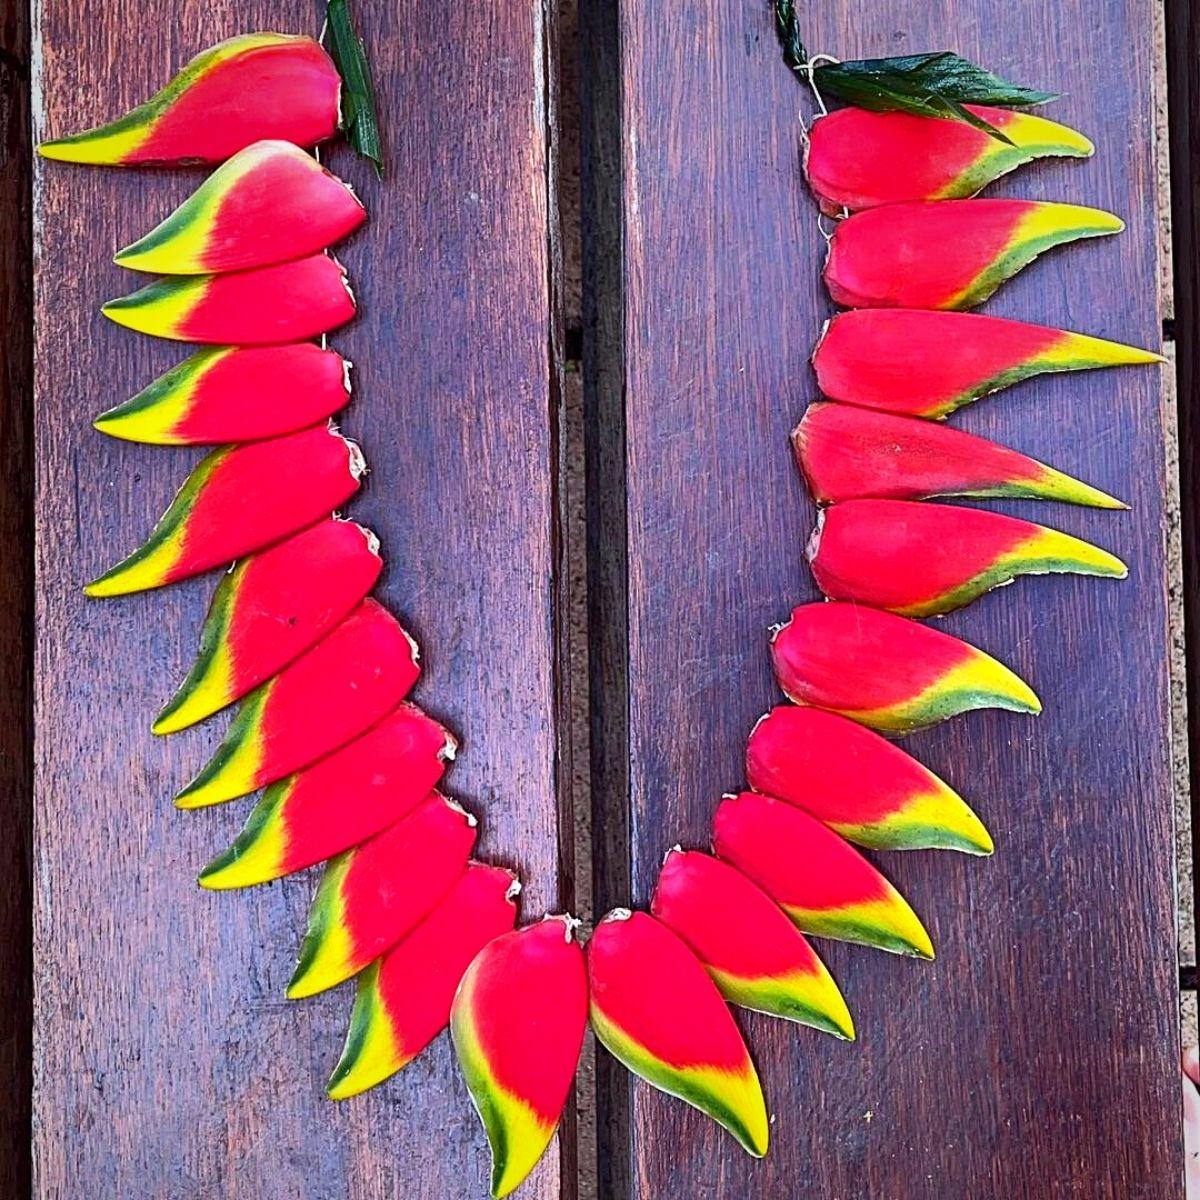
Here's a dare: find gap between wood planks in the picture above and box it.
[1164,0,1200,1046]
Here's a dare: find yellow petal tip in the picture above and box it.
[37,139,95,163]
[83,574,123,599]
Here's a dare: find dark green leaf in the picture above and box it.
[826,51,1056,107]
[814,67,1017,144]
[326,0,384,178]
[770,3,1055,146]
[773,0,807,72]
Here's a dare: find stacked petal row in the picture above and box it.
[39,35,589,1198]
[537,84,1162,1195]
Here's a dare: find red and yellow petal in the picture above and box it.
[288,793,477,1000]
[175,599,420,809]
[84,425,364,598]
[199,703,455,889]
[650,848,854,1039]
[38,34,339,166]
[805,104,1093,214]
[94,344,352,446]
[155,518,382,734]
[587,909,768,1157]
[794,402,1125,509]
[824,199,1123,311]
[115,141,365,275]
[102,253,356,345]
[808,499,1126,617]
[746,706,992,855]
[770,602,1040,733]
[712,792,934,959]
[812,309,1163,419]
[328,863,521,1099]
[451,916,588,1199]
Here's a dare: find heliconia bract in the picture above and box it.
[85,424,364,598]
[451,916,588,1199]
[327,863,521,1100]
[808,499,1127,617]
[650,848,854,1039]
[770,602,1040,733]
[154,518,383,735]
[115,141,366,275]
[805,104,1093,214]
[93,344,352,446]
[199,703,455,890]
[712,792,934,959]
[824,199,1123,311]
[174,599,420,809]
[37,34,340,166]
[793,402,1126,509]
[745,706,992,854]
[288,792,477,1000]
[812,309,1163,419]
[102,253,356,345]
[587,909,769,1158]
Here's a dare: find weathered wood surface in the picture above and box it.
[592,2,1182,1197]
[0,0,32,1192]
[32,2,567,1197]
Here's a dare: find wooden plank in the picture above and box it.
[593,2,1182,1196]
[0,0,33,1192]
[32,3,568,1196]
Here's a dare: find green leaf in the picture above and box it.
[773,0,807,72]
[770,2,1056,145]
[825,51,1060,114]
[814,66,1019,145]
[828,52,1056,107]
[326,0,384,178]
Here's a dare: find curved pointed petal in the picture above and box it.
[812,309,1162,419]
[288,793,477,999]
[115,141,365,274]
[94,344,352,446]
[38,34,339,166]
[199,703,454,890]
[102,254,356,345]
[651,848,854,1039]
[85,425,364,598]
[175,599,420,809]
[770,602,1040,733]
[806,103,1092,213]
[712,792,934,959]
[746,706,992,855]
[155,518,381,734]
[794,402,1125,509]
[808,499,1126,617]
[587,909,769,1157]
[328,863,520,1099]
[824,199,1123,311]
[451,916,588,1198]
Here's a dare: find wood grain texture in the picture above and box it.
[32,2,568,1196]
[595,2,1182,1196]
[0,0,32,1191]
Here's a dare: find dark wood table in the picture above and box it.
[3,0,1190,1196]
